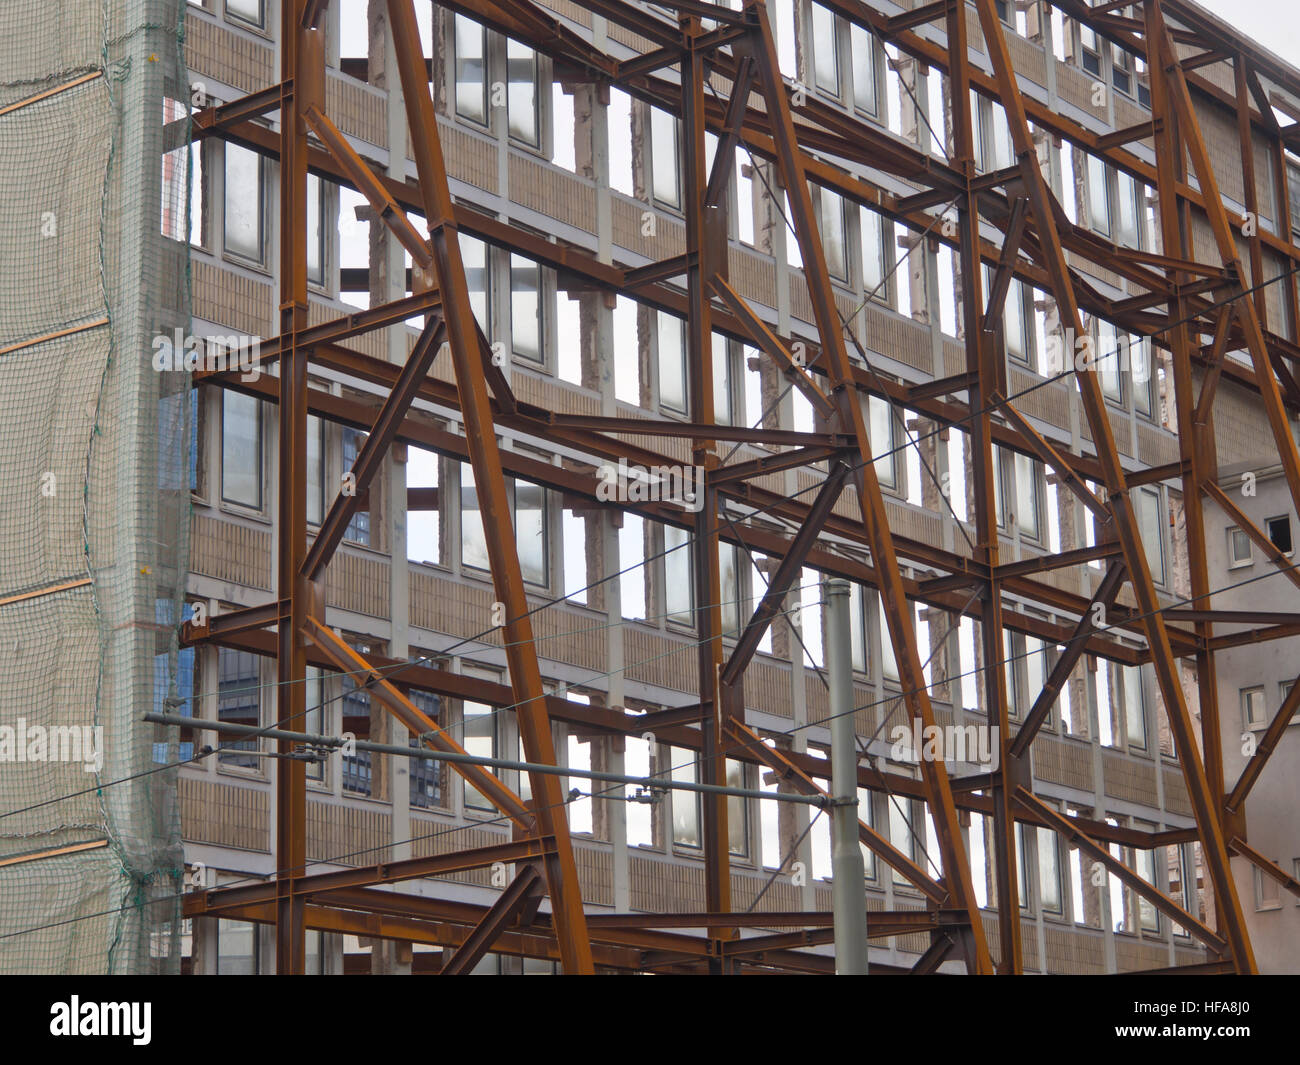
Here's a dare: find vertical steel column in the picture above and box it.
[745,0,992,973]
[273,1,318,975]
[946,0,1020,973]
[680,14,732,965]
[974,0,1255,973]
[383,0,594,973]
[1149,26,1224,805]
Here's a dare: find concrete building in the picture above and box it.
[2,0,1298,973]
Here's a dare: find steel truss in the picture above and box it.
[179,0,1300,972]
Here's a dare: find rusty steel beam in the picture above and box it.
[383,0,595,973]
[977,0,1255,973]
[439,865,545,974]
[1225,670,1300,813]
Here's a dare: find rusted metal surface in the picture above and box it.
[182,0,1300,973]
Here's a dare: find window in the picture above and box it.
[719,543,741,638]
[1086,155,1111,238]
[664,524,693,625]
[217,919,259,975]
[868,394,898,490]
[650,106,681,208]
[454,15,489,125]
[861,207,888,298]
[226,0,264,29]
[221,391,262,509]
[1242,686,1268,730]
[461,233,490,334]
[461,700,496,811]
[1038,826,1063,915]
[1116,171,1143,249]
[727,759,749,858]
[306,174,326,287]
[506,39,540,147]
[1011,450,1042,540]
[340,672,372,796]
[712,334,732,425]
[1267,515,1293,555]
[409,688,442,808]
[304,666,323,782]
[510,254,542,363]
[515,480,548,586]
[217,648,260,770]
[342,427,371,545]
[657,310,687,412]
[671,747,700,848]
[850,23,877,115]
[1131,336,1155,418]
[1136,847,1160,930]
[1228,526,1252,568]
[817,188,848,283]
[888,799,917,885]
[1134,487,1165,584]
[1079,23,1102,78]
[1096,319,1123,403]
[306,415,323,526]
[811,3,840,96]
[223,143,265,263]
[1122,665,1147,749]
[876,590,899,683]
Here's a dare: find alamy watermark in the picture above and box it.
[1041,327,1151,382]
[0,718,102,773]
[152,328,262,382]
[596,457,705,512]
[889,718,996,766]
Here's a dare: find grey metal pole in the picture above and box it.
[826,578,868,974]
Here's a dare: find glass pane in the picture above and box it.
[510,254,541,361]
[658,310,686,411]
[515,480,547,585]
[306,174,324,284]
[851,24,876,114]
[342,428,370,545]
[1124,666,1146,747]
[1136,487,1165,583]
[811,3,839,94]
[1038,826,1062,913]
[460,234,489,333]
[712,334,731,424]
[727,759,748,856]
[455,15,488,124]
[224,143,262,260]
[868,394,895,487]
[221,392,261,508]
[1087,155,1110,236]
[671,749,700,847]
[217,648,260,768]
[820,189,847,281]
[461,464,489,570]
[665,524,693,624]
[1014,451,1039,539]
[651,107,680,207]
[306,415,322,526]
[507,39,539,145]
[462,701,494,810]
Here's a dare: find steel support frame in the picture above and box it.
[179,0,1300,974]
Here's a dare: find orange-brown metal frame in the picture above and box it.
[178,0,1300,972]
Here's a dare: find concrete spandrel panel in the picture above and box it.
[0,82,112,342]
[0,1,103,110]
[0,330,108,588]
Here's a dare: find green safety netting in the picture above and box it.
[0,0,193,973]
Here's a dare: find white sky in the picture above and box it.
[1192,0,1300,69]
